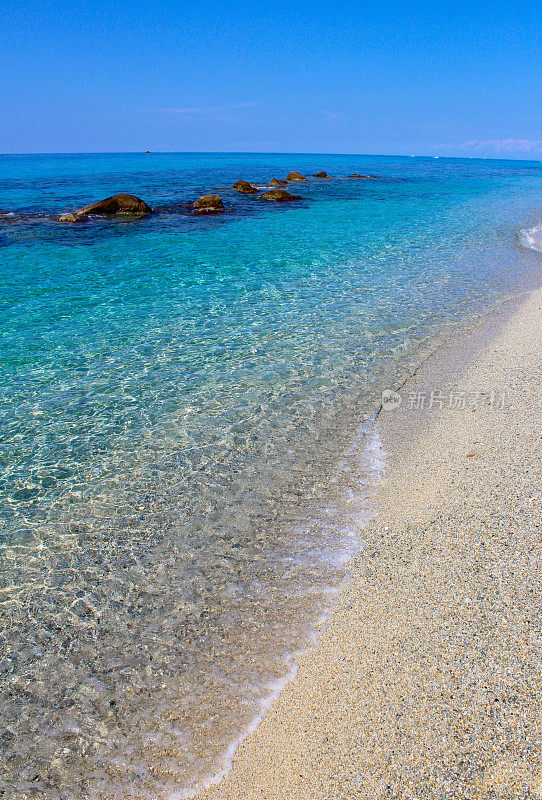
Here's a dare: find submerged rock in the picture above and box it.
[348,174,380,179]
[193,194,224,214]
[285,171,307,181]
[232,180,258,194]
[58,212,90,223]
[0,211,19,222]
[258,190,301,202]
[313,171,331,178]
[269,178,288,187]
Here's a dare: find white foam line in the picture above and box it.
[169,653,300,799]
[519,223,542,253]
[169,418,387,800]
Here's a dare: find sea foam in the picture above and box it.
[519,223,542,253]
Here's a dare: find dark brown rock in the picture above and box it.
[285,171,307,181]
[258,190,301,202]
[313,171,331,178]
[233,180,258,194]
[269,178,288,187]
[192,194,224,214]
[77,193,153,215]
[193,194,224,209]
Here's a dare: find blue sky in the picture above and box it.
[1,0,541,157]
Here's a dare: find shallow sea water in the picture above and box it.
[0,153,541,799]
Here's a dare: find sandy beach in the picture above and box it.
[201,287,542,800]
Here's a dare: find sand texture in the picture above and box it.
[200,288,542,799]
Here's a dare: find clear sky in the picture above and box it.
[2,0,541,157]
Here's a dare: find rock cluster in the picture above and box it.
[49,169,384,226]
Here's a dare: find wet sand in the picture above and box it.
[200,287,542,799]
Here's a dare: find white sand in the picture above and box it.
[200,288,542,799]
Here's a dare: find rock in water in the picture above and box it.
[58,212,90,223]
[78,194,153,215]
[193,194,224,214]
[285,171,307,181]
[57,194,152,222]
[232,180,258,194]
[313,171,331,178]
[258,190,301,202]
[269,178,288,186]
[348,174,380,179]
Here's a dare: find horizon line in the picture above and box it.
[0,150,541,163]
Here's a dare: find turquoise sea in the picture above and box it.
[1,153,541,799]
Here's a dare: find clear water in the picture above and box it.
[0,153,541,800]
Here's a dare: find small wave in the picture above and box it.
[519,223,542,253]
[174,420,386,799]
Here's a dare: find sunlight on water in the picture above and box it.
[0,153,541,799]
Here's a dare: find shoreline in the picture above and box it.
[1,152,541,799]
[198,284,542,799]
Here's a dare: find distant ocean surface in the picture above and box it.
[1,153,541,799]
